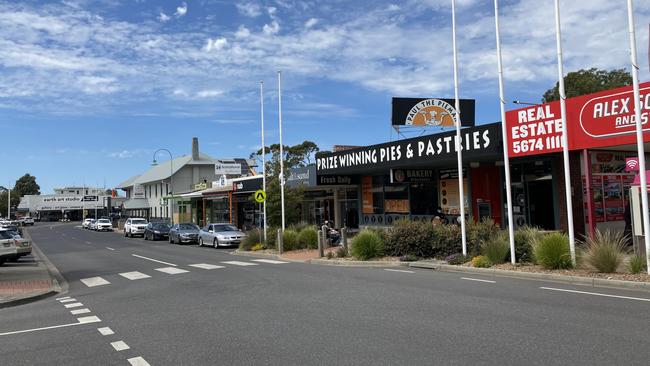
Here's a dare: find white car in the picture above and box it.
[95,219,113,232]
[83,218,95,229]
[124,218,148,237]
[0,229,18,265]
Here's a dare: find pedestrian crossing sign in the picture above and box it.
[254,190,266,203]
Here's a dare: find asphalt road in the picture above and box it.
[1,222,650,365]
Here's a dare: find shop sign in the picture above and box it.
[317,175,359,186]
[215,162,242,175]
[133,184,145,199]
[625,157,640,172]
[193,182,208,190]
[317,123,500,174]
[287,166,316,188]
[82,195,98,202]
[232,177,263,193]
[392,98,475,127]
[390,169,434,183]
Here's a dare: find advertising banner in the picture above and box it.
[392,98,475,127]
[133,184,145,199]
[389,169,434,183]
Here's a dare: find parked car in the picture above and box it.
[144,223,171,241]
[124,218,148,237]
[95,219,113,232]
[0,224,22,238]
[83,218,95,229]
[199,223,246,248]
[0,229,18,265]
[18,217,34,226]
[89,220,98,231]
[168,223,200,244]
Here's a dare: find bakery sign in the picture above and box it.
[506,81,650,158]
[392,98,475,127]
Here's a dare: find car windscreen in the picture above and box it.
[0,231,13,239]
[179,224,198,230]
[131,219,147,224]
[153,224,169,229]
[214,225,239,232]
[98,220,110,223]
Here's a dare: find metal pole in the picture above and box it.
[494,0,516,264]
[554,0,576,265]
[260,81,267,244]
[451,0,467,255]
[626,0,650,274]
[170,153,174,226]
[7,184,10,219]
[278,71,286,231]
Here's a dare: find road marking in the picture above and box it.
[77,316,101,324]
[111,340,130,351]
[383,269,415,273]
[0,316,101,336]
[106,247,115,251]
[189,263,225,270]
[59,298,77,303]
[128,357,151,366]
[461,277,496,283]
[85,241,92,244]
[119,271,151,280]
[252,259,290,264]
[221,261,259,266]
[132,254,177,267]
[98,327,114,336]
[56,296,71,301]
[80,277,111,287]
[64,302,84,308]
[155,267,189,274]
[540,286,650,302]
[70,308,91,315]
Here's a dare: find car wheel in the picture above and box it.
[198,238,203,247]
[213,238,219,249]
[168,235,173,243]
[144,232,148,240]
[124,230,127,237]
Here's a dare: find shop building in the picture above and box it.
[17,186,111,221]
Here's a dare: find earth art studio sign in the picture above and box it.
[316,123,501,174]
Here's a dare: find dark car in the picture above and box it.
[144,223,171,241]
[168,223,200,244]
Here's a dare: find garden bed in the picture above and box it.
[489,263,650,283]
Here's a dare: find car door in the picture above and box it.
[170,224,178,241]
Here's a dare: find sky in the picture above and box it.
[0,0,649,193]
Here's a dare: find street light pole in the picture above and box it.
[153,149,174,226]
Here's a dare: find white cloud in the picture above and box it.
[175,2,187,17]
[304,18,318,28]
[196,89,223,98]
[234,25,250,38]
[158,12,170,22]
[263,20,280,35]
[203,37,228,52]
[236,2,262,17]
[267,6,277,18]
[108,149,149,159]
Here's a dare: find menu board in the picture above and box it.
[603,175,624,221]
[440,178,468,215]
[361,176,374,214]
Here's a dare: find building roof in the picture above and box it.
[117,153,216,189]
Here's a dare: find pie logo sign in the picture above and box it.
[405,99,458,127]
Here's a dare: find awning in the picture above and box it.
[122,199,151,209]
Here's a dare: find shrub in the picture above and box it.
[265,227,278,250]
[471,255,492,268]
[282,229,300,251]
[583,230,627,273]
[251,243,264,251]
[336,246,348,258]
[432,224,462,258]
[239,230,261,251]
[350,230,384,260]
[481,232,510,264]
[326,251,335,259]
[385,220,436,258]
[298,227,319,250]
[445,253,471,265]
[534,232,573,270]
[628,255,647,274]
[513,227,543,263]
[466,218,500,256]
[399,254,418,262]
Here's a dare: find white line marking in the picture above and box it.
[383,269,415,273]
[111,340,130,351]
[98,327,114,336]
[119,271,151,280]
[132,254,177,266]
[80,277,110,287]
[56,296,71,301]
[85,241,92,244]
[70,308,91,315]
[128,357,151,366]
[221,261,259,266]
[106,247,115,251]
[155,267,189,274]
[461,277,496,283]
[77,316,101,324]
[189,263,225,270]
[64,302,84,308]
[252,259,290,264]
[59,298,77,303]
[540,286,650,302]
[0,317,101,336]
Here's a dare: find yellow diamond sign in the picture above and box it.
[254,189,266,203]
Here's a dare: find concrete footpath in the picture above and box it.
[0,229,66,308]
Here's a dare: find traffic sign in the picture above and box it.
[254,190,266,203]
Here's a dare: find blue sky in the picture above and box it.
[1,0,649,193]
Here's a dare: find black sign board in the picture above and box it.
[317,175,359,186]
[287,166,317,188]
[82,195,98,202]
[390,169,434,183]
[316,123,502,175]
[392,97,475,127]
[232,177,263,193]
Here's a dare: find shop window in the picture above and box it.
[371,176,385,214]
[155,185,158,197]
[384,183,409,214]
[410,182,437,215]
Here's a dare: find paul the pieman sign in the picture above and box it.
[506,82,650,157]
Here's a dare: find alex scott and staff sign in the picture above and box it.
[316,123,501,174]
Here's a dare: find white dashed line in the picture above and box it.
[80,277,111,287]
[59,298,77,303]
[98,327,114,336]
[111,340,130,351]
[106,247,115,251]
[221,261,259,266]
[119,271,151,280]
[155,267,189,274]
[128,356,151,366]
[70,308,91,315]
[251,259,290,264]
[132,254,177,267]
[461,277,496,283]
[77,316,101,324]
[64,302,84,308]
[540,287,650,302]
[56,296,71,301]
[189,263,224,270]
[383,269,415,273]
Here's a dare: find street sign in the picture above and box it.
[254,190,266,203]
[82,195,98,202]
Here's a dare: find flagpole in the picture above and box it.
[260,81,268,244]
[278,71,286,231]
[626,0,650,274]
[494,0,516,264]
[554,0,576,265]
[451,0,467,255]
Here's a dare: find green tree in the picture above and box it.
[0,190,21,218]
[542,68,631,103]
[13,174,40,196]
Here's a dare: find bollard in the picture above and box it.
[317,230,324,258]
[321,225,328,256]
[341,227,348,255]
[277,228,284,254]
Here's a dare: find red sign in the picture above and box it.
[625,157,640,172]
[506,82,650,157]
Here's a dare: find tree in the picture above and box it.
[0,190,21,218]
[13,174,40,196]
[542,68,631,103]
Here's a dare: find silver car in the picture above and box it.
[199,223,246,248]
